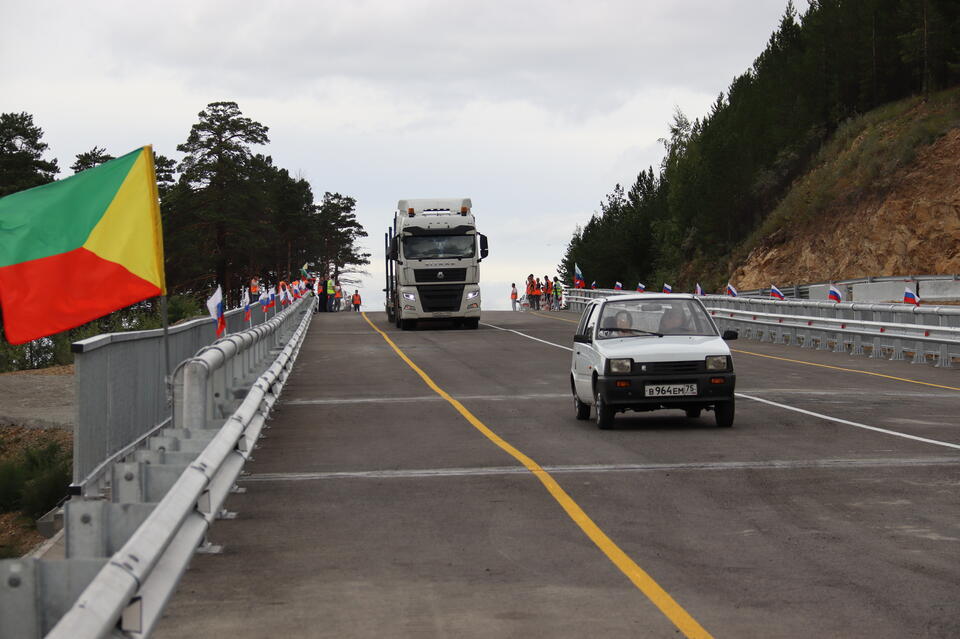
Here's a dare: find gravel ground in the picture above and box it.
[0,365,75,431]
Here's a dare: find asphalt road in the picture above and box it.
[156,310,960,638]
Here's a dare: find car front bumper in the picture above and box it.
[597,372,736,409]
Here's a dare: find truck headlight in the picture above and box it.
[466,289,480,299]
[402,292,416,301]
[706,355,728,371]
[608,358,632,374]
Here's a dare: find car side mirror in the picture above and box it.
[722,330,738,341]
[573,333,591,344]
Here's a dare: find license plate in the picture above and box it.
[645,383,698,397]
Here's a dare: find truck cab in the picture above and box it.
[385,198,489,330]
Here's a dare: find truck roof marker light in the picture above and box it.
[461,206,469,215]
[408,208,415,216]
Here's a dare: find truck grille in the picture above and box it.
[633,361,703,374]
[417,285,464,312]
[414,268,467,283]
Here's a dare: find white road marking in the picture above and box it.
[736,393,960,451]
[486,322,960,452]
[243,456,960,482]
[482,322,573,351]
[285,393,568,405]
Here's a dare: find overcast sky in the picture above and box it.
[2,0,790,310]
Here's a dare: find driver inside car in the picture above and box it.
[659,305,692,334]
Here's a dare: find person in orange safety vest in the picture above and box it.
[351,291,362,312]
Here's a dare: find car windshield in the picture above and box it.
[402,235,475,259]
[596,299,717,339]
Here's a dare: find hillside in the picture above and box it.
[730,89,960,289]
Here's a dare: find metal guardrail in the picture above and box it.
[71,301,283,495]
[737,274,960,300]
[563,288,960,368]
[0,296,314,638]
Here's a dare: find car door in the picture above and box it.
[572,301,600,402]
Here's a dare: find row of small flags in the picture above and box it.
[204,277,312,337]
[574,263,922,306]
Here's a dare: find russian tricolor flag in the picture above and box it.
[636,283,645,292]
[828,284,842,303]
[614,281,623,290]
[242,288,251,322]
[591,281,597,289]
[904,286,920,306]
[574,263,585,289]
[694,283,703,296]
[662,283,672,294]
[770,284,785,300]
[259,288,273,311]
[726,283,738,297]
[205,285,227,337]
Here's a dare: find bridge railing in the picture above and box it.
[0,296,315,639]
[562,288,960,368]
[70,301,281,496]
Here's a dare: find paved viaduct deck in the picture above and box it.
[155,310,960,638]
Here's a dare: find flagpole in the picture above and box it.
[159,294,172,403]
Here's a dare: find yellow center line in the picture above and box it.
[732,348,960,392]
[361,312,712,639]
[530,311,580,324]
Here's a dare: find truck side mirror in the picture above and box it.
[573,333,591,344]
[479,234,489,260]
[388,237,398,261]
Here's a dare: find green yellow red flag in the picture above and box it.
[0,146,165,344]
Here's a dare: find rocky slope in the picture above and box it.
[731,94,960,290]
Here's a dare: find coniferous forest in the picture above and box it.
[0,101,369,370]
[559,0,960,291]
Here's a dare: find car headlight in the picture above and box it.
[466,289,480,299]
[402,292,416,301]
[706,355,728,371]
[608,358,633,374]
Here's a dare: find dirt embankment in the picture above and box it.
[732,114,960,290]
[0,364,75,431]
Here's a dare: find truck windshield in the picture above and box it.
[402,235,475,259]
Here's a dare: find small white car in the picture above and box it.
[571,293,737,429]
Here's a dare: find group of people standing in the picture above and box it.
[248,275,362,313]
[511,275,563,311]
[313,276,362,313]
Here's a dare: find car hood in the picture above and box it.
[596,335,730,361]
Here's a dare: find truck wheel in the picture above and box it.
[401,319,417,331]
[595,389,614,430]
[465,318,480,330]
[714,398,735,427]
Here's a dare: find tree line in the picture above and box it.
[559,0,960,292]
[0,101,369,370]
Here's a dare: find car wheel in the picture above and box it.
[574,393,590,420]
[401,319,416,331]
[685,407,702,419]
[714,398,734,427]
[595,389,614,430]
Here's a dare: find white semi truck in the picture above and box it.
[385,198,489,330]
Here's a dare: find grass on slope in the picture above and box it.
[740,86,960,259]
